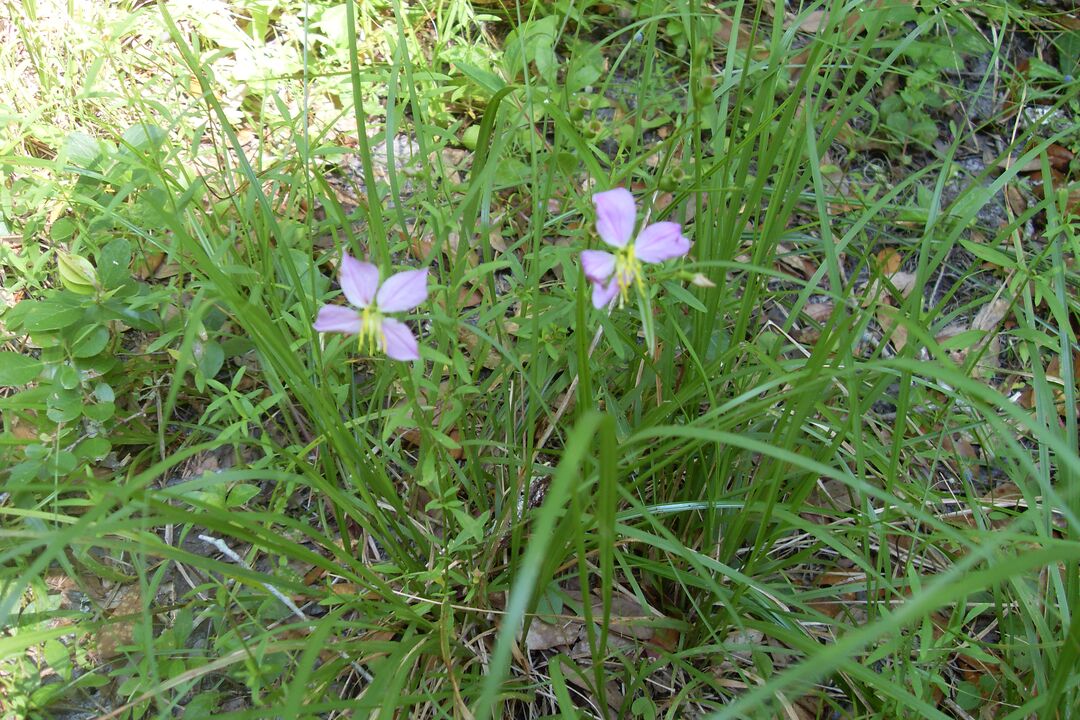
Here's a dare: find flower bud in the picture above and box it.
[569,94,589,121]
[694,75,717,108]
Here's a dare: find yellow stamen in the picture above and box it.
[357,305,385,355]
[612,244,643,307]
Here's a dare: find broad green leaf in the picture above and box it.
[225,483,261,508]
[75,436,111,461]
[61,130,105,169]
[71,325,110,358]
[82,401,115,422]
[196,340,225,381]
[454,61,506,96]
[121,122,166,153]
[93,382,115,403]
[49,218,76,242]
[97,238,132,289]
[13,297,85,333]
[46,390,82,423]
[54,364,80,390]
[0,352,42,385]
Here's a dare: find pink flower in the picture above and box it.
[313,253,428,361]
[581,187,691,308]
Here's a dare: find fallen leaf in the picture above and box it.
[595,593,656,642]
[9,413,39,442]
[1020,354,1080,419]
[1005,184,1027,215]
[390,383,464,461]
[525,619,581,651]
[877,305,908,352]
[95,584,142,659]
[969,297,1009,374]
[1047,144,1074,171]
[876,248,902,275]
[724,628,766,662]
[406,224,479,267]
[649,626,680,653]
[775,243,819,280]
[134,252,180,280]
[935,323,973,363]
[712,10,766,58]
[798,10,827,33]
[1030,168,1080,216]
[489,228,509,254]
[1011,144,1075,174]
[802,302,833,325]
[888,271,917,298]
[458,325,506,370]
[553,654,624,716]
[942,433,978,460]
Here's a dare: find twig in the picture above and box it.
[199,534,375,684]
[199,534,309,623]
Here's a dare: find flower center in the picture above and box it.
[357,304,385,355]
[613,244,644,305]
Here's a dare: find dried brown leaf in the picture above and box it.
[971,298,1009,333]
[775,243,818,280]
[95,584,142,659]
[712,11,765,57]
[798,10,827,33]
[458,325,504,370]
[888,271,917,298]
[876,248,902,275]
[525,619,581,651]
[391,383,463,460]
[942,433,978,459]
[134,252,180,280]
[876,305,909,352]
[802,302,833,325]
[724,628,766,662]
[553,655,624,717]
[1005,184,1027,215]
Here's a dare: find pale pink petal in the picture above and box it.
[634,222,691,263]
[591,278,620,309]
[592,188,636,248]
[581,250,616,284]
[314,305,361,334]
[339,254,379,308]
[381,318,419,360]
[376,268,429,313]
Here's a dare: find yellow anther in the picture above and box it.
[357,305,385,355]
[612,244,643,306]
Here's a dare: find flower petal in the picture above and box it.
[376,268,429,313]
[313,305,361,334]
[591,278,620,309]
[581,250,616,284]
[634,222,691,263]
[381,318,419,360]
[592,188,636,248]
[339,254,379,308]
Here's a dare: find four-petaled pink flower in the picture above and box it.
[581,187,691,308]
[314,253,428,361]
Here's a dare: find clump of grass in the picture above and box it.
[1,0,1078,718]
